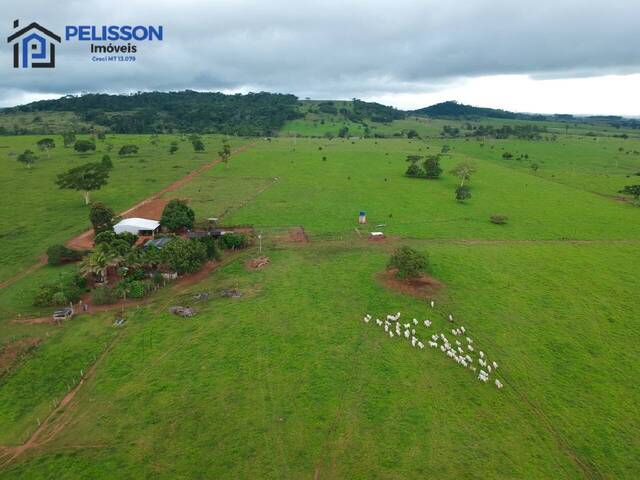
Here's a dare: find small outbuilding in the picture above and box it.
[113,218,160,237]
[144,237,172,249]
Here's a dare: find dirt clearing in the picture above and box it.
[378,269,444,299]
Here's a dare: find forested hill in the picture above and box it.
[411,100,546,121]
[3,93,639,136]
[2,91,303,136]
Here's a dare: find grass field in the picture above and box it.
[0,123,639,478]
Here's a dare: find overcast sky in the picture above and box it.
[2,0,640,115]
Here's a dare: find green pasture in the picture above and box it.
[0,126,638,478]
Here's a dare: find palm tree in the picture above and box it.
[80,245,121,284]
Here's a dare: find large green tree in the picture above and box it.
[423,155,443,179]
[449,162,476,187]
[89,202,116,234]
[160,238,207,274]
[160,199,195,232]
[56,163,110,204]
[388,246,428,279]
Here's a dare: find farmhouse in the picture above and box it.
[113,218,160,236]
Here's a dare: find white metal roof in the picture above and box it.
[113,218,160,231]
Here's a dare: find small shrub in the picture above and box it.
[91,286,118,305]
[47,244,85,265]
[490,214,508,225]
[218,232,249,250]
[33,272,85,307]
[126,280,147,299]
[455,185,472,202]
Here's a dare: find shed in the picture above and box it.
[113,218,160,236]
[144,237,172,249]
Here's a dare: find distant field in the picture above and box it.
[0,126,639,478]
[214,137,640,241]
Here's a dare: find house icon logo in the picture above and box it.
[7,19,61,68]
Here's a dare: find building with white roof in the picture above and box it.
[113,218,160,236]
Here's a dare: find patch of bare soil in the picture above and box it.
[287,226,308,243]
[378,268,444,299]
[171,261,219,290]
[246,256,270,270]
[0,338,42,376]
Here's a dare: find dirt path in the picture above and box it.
[0,143,255,288]
[0,332,123,467]
[0,255,47,290]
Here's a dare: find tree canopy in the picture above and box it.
[89,202,115,234]
[74,139,96,153]
[17,149,38,169]
[55,163,110,204]
[160,199,195,232]
[388,246,428,279]
[449,162,476,186]
[118,144,139,156]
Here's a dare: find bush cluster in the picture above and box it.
[218,232,249,250]
[33,273,86,307]
[46,244,86,265]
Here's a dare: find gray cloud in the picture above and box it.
[2,0,640,107]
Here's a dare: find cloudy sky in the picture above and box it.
[2,0,640,115]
